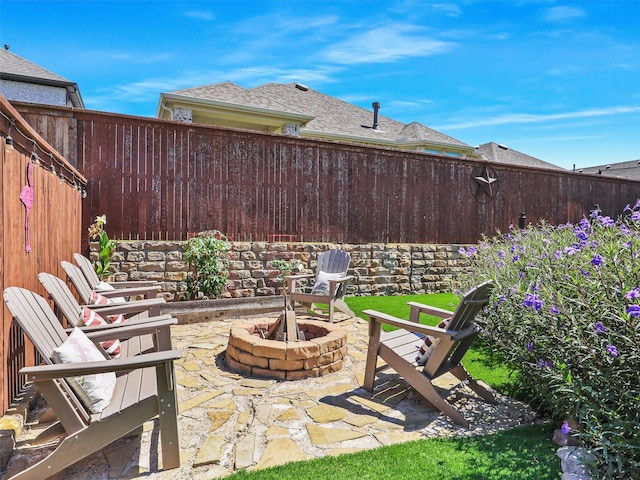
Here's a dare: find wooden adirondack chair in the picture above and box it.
[38,272,172,326]
[3,287,181,479]
[286,249,355,323]
[363,281,496,428]
[61,261,164,316]
[74,252,157,289]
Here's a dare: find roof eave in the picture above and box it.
[157,92,314,125]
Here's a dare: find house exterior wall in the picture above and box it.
[0,79,70,107]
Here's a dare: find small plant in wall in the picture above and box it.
[88,214,117,280]
[183,230,231,300]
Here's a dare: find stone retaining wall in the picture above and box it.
[94,241,470,301]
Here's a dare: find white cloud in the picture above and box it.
[544,6,586,23]
[436,106,640,130]
[322,25,454,64]
[184,10,214,21]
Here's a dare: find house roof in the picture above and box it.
[476,142,565,171]
[0,48,84,108]
[576,159,640,179]
[164,81,470,149]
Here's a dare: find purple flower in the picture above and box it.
[565,246,578,256]
[579,218,591,230]
[574,227,588,241]
[550,305,561,315]
[589,209,599,219]
[593,322,606,334]
[591,254,604,267]
[561,421,572,435]
[634,199,640,210]
[625,287,640,300]
[523,293,543,311]
[598,216,615,227]
[546,359,554,368]
[498,250,505,259]
[553,250,563,260]
[512,255,519,262]
[628,305,640,317]
[526,341,534,352]
[620,224,631,236]
[607,345,618,357]
[578,267,591,277]
[632,212,640,222]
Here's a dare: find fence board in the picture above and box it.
[1,96,84,413]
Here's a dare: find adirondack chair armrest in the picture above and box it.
[364,309,467,341]
[327,275,353,284]
[407,302,454,319]
[86,297,166,316]
[81,317,177,342]
[102,280,158,289]
[96,285,161,298]
[20,349,182,381]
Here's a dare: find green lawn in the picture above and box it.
[227,424,561,479]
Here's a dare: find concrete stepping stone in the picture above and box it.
[306,404,348,423]
[193,434,225,467]
[180,390,224,412]
[208,410,234,431]
[254,438,313,470]
[374,430,423,446]
[235,433,255,469]
[306,424,367,445]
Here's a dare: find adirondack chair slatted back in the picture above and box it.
[3,287,92,425]
[39,272,84,326]
[423,281,492,377]
[316,249,351,296]
[74,253,102,289]
[62,260,95,304]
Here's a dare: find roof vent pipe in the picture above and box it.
[372,102,380,130]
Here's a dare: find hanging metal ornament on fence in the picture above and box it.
[19,160,34,253]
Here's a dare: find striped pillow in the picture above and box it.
[78,308,123,358]
[415,319,450,366]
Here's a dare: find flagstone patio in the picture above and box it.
[5,312,540,479]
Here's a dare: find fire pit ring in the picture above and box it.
[226,319,348,380]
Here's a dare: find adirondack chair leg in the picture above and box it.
[8,396,160,480]
[403,368,470,428]
[450,365,497,404]
[363,320,382,391]
[333,298,355,318]
[157,361,180,470]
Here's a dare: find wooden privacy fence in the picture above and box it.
[0,95,86,413]
[13,104,640,245]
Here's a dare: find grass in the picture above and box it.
[227,424,561,479]
[225,293,559,480]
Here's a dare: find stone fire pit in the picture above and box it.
[226,319,348,380]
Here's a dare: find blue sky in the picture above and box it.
[1,0,639,169]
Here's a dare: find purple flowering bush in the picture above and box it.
[458,204,640,478]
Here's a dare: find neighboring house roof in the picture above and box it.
[158,82,477,157]
[476,142,565,171]
[0,47,84,108]
[576,160,640,179]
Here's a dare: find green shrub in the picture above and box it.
[457,204,640,479]
[183,230,231,300]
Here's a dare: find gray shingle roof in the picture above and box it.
[0,48,71,84]
[577,160,640,179]
[477,142,565,170]
[168,82,470,147]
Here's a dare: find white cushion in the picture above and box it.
[53,327,116,413]
[310,271,344,296]
[97,281,126,304]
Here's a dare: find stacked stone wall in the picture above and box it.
[94,241,471,301]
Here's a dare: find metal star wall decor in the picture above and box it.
[471,164,499,202]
